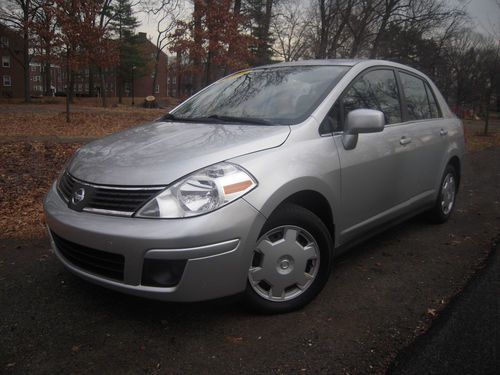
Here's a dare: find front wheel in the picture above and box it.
[244,204,333,314]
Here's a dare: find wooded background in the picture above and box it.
[1,0,499,121]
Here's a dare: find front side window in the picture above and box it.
[342,69,402,125]
[400,72,432,121]
[171,65,350,125]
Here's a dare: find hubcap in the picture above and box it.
[248,226,320,302]
[441,173,456,215]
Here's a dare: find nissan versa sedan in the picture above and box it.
[44,59,464,313]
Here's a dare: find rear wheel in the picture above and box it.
[428,164,458,223]
[245,204,333,314]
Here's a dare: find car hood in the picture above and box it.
[68,121,291,186]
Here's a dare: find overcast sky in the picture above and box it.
[137,0,500,43]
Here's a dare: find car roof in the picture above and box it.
[252,59,431,81]
[256,59,363,69]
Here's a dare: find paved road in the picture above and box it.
[388,242,499,375]
[1,147,499,374]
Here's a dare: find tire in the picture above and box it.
[244,203,333,314]
[427,164,458,224]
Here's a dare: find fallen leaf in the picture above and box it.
[226,336,244,344]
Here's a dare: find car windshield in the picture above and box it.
[170,65,350,125]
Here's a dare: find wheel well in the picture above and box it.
[278,190,335,241]
[448,156,461,188]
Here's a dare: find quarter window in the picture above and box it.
[400,72,432,121]
[425,83,440,118]
[342,69,402,125]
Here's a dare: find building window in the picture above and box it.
[0,36,8,48]
[172,77,176,84]
[33,75,41,82]
[31,65,37,72]
[155,84,160,94]
[3,75,12,86]
[2,56,10,68]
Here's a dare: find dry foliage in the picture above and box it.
[463,120,500,153]
[0,108,164,138]
[0,142,81,239]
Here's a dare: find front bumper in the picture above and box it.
[44,182,266,302]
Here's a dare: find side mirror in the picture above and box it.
[342,109,385,150]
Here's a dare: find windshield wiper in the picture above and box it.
[160,113,201,122]
[204,114,274,125]
[161,113,274,125]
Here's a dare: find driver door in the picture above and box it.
[329,69,417,244]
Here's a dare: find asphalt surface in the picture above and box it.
[388,242,499,375]
[1,147,499,374]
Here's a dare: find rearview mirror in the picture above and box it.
[342,109,385,150]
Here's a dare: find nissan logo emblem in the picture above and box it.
[72,188,86,204]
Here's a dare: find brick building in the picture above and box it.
[0,24,25,98]
[1,24,172,100]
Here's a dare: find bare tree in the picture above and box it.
[271,0,311,61]
[142,0,183,96]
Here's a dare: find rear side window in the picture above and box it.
[400,72,434,121]
[425,83,441,118]
[342,69,402,125]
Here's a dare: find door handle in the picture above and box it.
[400,136,412,145]
[440,129,448,136]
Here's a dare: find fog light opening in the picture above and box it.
[141,259,187,287]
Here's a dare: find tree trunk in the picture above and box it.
[483,90,491,135]
[69,71,75,104]
[118,74,123,104]
[256,0,274,65]
[23,23,30,102]
[193,0,203,92]
[44,61,51,96]
[317,0,328,59]
[88,65,94,96]
[152,48,161,96]
[99,67,107,107]
[224,0,242,75]
[369,1,395,59]
[66,57,70,123]
[176,50,182,97]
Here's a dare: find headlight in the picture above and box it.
[135,162,257,218]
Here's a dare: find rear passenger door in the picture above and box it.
[330,68,417,243]
[397,71,446,198]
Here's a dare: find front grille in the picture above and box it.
[51,231,125,281]
[88,187,160,212]
[58,172,76,201]
[58,173,164,216]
